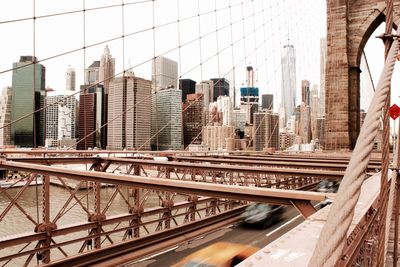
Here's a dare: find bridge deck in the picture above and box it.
[238,172,382,266]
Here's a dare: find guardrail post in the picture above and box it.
[35,174,56,264]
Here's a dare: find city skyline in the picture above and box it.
[0,0,327,113]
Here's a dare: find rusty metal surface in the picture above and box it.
[220,154,382,165]
[101,157,345,179]
[0,157,326,266]
[173,156,381,171]
[0,160,327,204]
[42,208,245,267]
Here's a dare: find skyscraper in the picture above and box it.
[301,80,310,106]
[179,79,196,102]
[281,44,296,125]
[210,78,229,102]
[85,61,100,85]
[151,88,182,150]
[78,85,105,150]
[0,87,12,147]
[98,45,115,94]
[195,81,212,108]
[107,72,152,150]
[183,93,204,147]
[217,96,233,126]
[310,84,321,141]
[152,56,178,92]
[11,56,45,147]
[45,94,77,148]
[240,87,259,124]
[261,94,273,110]
[253,111,279,151]
[299,103,311,144]
[66,66,76,91]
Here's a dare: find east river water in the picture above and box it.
[0,168,188,266]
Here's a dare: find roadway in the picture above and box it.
[124,206,302,266]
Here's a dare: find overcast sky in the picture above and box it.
[0,0,397,113]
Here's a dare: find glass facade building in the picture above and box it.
[151,88,182,150]
[281,44,296,125]
[210,78,229,102]
[11,56,45,147]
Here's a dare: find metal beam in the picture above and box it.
[173,156,381,171]
[40,207,246,267]
[0,160,327,204]
[290,200,318,218]
[101,157,345,179]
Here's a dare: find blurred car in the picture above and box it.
[172,242,259,267]
[240,203,284,228]
[315,180,339,193]
[320,198,333,208]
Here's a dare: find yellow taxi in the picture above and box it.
[172,242,259,267]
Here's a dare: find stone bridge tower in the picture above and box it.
[325,0,400,150]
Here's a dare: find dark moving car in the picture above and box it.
[240,204,284,228]
[315,180,339,193]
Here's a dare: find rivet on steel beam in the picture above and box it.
[245,261,253,266]
[263,249,271,254]
[255,255,262,260]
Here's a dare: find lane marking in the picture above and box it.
[265,214,302,237]
[266,203,322,238]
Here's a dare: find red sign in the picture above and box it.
[390,104,400,120]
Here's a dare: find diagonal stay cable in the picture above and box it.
[0,1,261,133]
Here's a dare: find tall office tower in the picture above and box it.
[196,81,212,108]
[210,78,229,101]
[240,87,259,124]
[301,80,310,106]
[152,56,178,92]
[281,44,296,125]
[183,93,204,147]
[85,61,100,85]
[246,66,255,87]
[45,94,76,148]
[320,37,327,116]
[217,96,233,126]
[66,66,76,91]
[151,88,182,150]
[179,79,196,102]
[11,56,45,147]
[315,117,326,148]
[107,73,152,150]
[299,103,311,144]
[233,109,247,131]
[310,84,320,140]
[98,45,115,94]
[78,85,105,150]
[253,111,279,151]
[0,87,12,146]
[261,94,274,110]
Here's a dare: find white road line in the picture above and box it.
[266,203,322,238]
[265,214,302,237]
